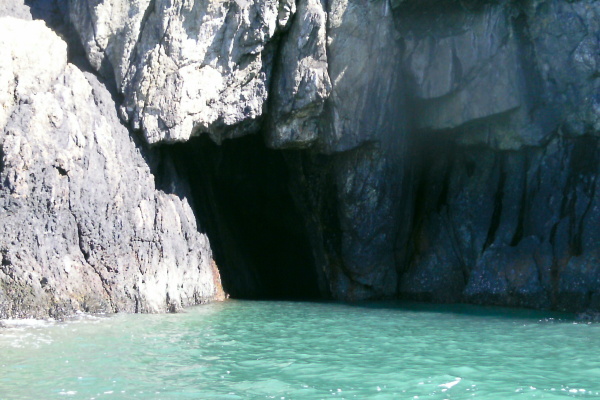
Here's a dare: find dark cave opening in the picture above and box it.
[154,134,321,300]
[0,147,4,176]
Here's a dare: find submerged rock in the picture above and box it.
[0,16,222,318]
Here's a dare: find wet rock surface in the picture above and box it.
[3,0,600,316]
[402,135,600,311]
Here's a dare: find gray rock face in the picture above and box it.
[0,17,221,318]
[289,0,600,309]
[62,0,600,312]
[401,3,523,132]
[68,0,405,152]
[67,0,338,147]
[275,0,411,300]
[403,135,600,311]
[266,0,330,149]
[393,0,600,311]
[286,145,409,300]
[0,0,31,19]
[525,0,600,136]
[4,0,600,314]
[68,0,283,144]
[320,0,404,153]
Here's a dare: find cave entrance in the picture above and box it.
[157,134,321,300]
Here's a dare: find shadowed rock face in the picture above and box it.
[2,0,600,316]
[392,0,600,311]
[402,135,600,311]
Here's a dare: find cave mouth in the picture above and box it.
[156,133,322,301]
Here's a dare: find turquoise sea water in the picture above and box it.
[1,300,599,399]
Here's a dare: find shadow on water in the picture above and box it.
[339,299,578,322]
[213,297,578,324]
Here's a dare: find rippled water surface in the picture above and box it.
[1,300,600,399]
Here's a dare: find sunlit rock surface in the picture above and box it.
[0,0,32,19]
[266,0,330,149]
[0,16,222,318]
[68,0,284,144]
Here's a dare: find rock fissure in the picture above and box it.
[0,147,4,177]
[483,156,506,251]
[125,0,157,83]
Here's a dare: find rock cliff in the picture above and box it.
[2,0,600,316]
[0,13,222,318]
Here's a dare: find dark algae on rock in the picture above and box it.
[1,0,600,317]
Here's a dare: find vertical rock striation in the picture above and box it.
[397,0,600,311]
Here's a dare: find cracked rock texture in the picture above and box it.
[69,0,282,144]
[3,0,600,315]
[59,0,600,311]
[0,16,221,318]
[394,0,600,312]
[266,0,330,148]
[68,0,334,145]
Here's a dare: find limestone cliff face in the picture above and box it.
[0,15,222,318]
[2,0,600,315]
